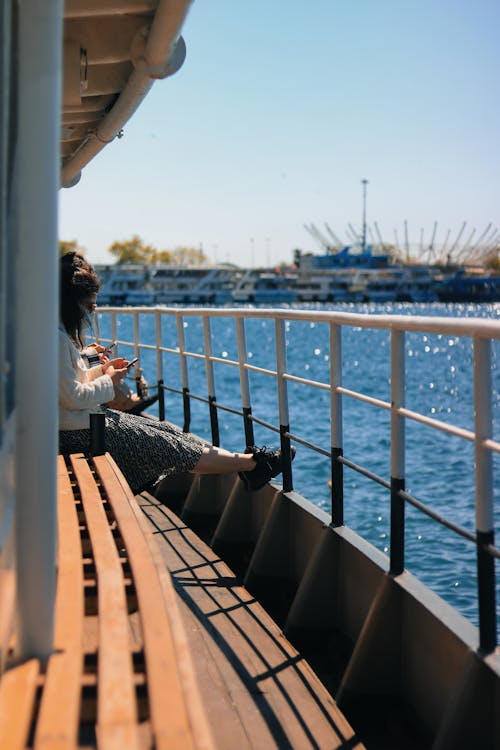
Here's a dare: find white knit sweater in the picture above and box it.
[59,328,115,431]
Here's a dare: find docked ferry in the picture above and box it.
[1,3,499,749]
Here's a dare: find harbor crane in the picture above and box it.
[304,223,335,253]
[347,222,361,245]
[324,222,343,248]
[425,221,438,264]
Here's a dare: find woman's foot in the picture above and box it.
[239,445,296,491]
[125,393,159,415]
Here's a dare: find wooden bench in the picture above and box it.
[0,453,213,750]
[0,453,364,749]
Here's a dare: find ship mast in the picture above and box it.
[361,178,368,253]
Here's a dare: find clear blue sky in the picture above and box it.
[59,0,500,267]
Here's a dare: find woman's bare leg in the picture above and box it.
[191,446,256,474]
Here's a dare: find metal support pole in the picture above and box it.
[361,178,368,253]
[275,319,293,492]
[14,0,63,659]
[203,316,219,446]
[155,309,163,385]
[133,310,140,361]
[236,317,254,448]
[473,337,496,652]
[176,314,190,433]
[110,312,117,346]
[330,324,344,526]
[390,329,405,575]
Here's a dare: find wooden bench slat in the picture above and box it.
[127,478,217,750]
[70,455,140,750]
[34,456,85,749]
[138,493,365,750]
[0,658,40,750]
[93,455,200,750]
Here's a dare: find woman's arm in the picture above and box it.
[59,332,115,411]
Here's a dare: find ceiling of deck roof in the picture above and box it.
[61,0,188,187]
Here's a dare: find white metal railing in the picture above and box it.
[95,305,500,651]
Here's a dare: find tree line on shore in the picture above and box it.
[59,235,209,265]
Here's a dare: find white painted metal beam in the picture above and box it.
[15,0,63,659]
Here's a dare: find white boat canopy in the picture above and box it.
[61,0,191,187]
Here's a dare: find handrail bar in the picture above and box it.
[97,305,500,339]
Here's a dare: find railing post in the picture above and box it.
[390,329,405,575]
[155,309,163,385]
[176,314,191,433]
[155,311,165,421]
[202,316,219,446]
[330,323,344,526]
[474,336,496,653]
[236,317,254,448]
[157,379,165,421]
[110,311,117,347]
[275,318,293,492]
[132,310,140,361]
[89,413,106,456]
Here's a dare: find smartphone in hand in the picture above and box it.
[127,357,139,369]
[105,341,117,354]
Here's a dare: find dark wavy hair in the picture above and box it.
[60,251,100,346]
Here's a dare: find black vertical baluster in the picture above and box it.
[89,413,106,456]
[390,478,405,574]
[182,387,191,433]
[331,447,344,527]
[243,406,255,449]
[158,379,165,421]
[209,395,220,447]
[280,426,293,493]
[477,531,497,653]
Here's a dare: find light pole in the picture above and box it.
[266,237,271,267]
[250,237,255,268]
[361,178,368,253]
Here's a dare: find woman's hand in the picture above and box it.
[105,365,128,384]
[103,357,128,372]
[102,358,129,384]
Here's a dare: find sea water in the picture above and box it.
[99,302,500,627]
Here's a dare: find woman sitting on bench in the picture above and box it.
[59,252,291,493]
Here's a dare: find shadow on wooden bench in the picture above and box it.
[136,490,366,750]
[0,452,213,750]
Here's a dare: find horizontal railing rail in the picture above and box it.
[95,305,500,653]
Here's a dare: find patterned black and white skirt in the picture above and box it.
[59,409,205,494]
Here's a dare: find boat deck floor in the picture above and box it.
[137,490,364,750]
